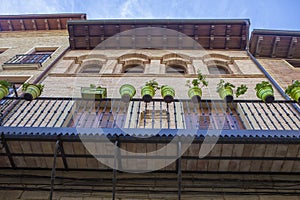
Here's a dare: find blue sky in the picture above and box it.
[0,0,299,31]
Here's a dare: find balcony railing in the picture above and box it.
[4,54,51,67]
[0,97,299,131]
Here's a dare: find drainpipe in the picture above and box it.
[247,50,300,114]
[33,46,70,84]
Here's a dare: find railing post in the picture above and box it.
[177,141,182,200]
[49,140,60,200]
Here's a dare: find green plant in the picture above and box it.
[285,80,300,95]
[186,70,208,88]
[216,79,248,98]
[285,80,300,102]
[236,84,248,97]
[0,80,11,88]
[22,83,44,92]
[145,79,160,90]
[255,81,272,91]
[255,81,274,103]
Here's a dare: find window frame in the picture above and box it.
[123,64,145,74]
[165,64,186,74]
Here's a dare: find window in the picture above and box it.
[123,64,144,73]
[208,65,229,74]
[166,64,186,74]
[0,48,8,54]
[286,59,300,68]
[139,110,169,129]
[4,47,56,66]
[80,64,102,73]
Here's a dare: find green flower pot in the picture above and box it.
[141,85,155,102]
[188,86,202,103]
[218,87,234,102]
[81,87,107,100]
[161,85,175,103]
[256,85,274,103]
[119,84,136,102]
[24,84,43,101]
[0,85,9,100]
[290,86,300,102]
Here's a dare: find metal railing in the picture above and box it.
[4,54,51,66]
[0,97,299,131]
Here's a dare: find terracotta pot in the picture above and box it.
[161,85,175,103]
[24,84,43,101]
[218,87,234,102]
[289,86,300,102]
[81,87,107,100]
[256,85,274,103]
[119,84,136,102]
[141,85,155,102]
[188,86,202,103]
[0,85,9,100]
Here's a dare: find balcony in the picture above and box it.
[1,97,299,131]
[0,97,299,174]
[3,54,51,69]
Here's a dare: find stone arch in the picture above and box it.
[118,53,149,73]
[161,53,191,74]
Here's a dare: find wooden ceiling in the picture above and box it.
[0,13,86,31]
[67,19,250,50]
[249,29,300,59]
[1,132,299,173]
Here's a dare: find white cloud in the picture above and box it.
[120,0,154,18]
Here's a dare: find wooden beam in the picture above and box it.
[225,25,231,49]
[20,19,25,30]
[57,19,61,30]
[44,19,49,30]
[271,36,280,58]
[84,25,90,49]
[287,37,298,58]
[255,36,263,57]
[7,20,13,31]
[32,19,37,30]
[209,25,215,49]
[241,24,248,50]
[68,26,75,49]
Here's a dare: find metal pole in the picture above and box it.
[177,141,182,200]
[49,140,60,200]
[112,140,118,200]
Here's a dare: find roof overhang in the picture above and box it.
[0,13,86,31]
[67,19,250,50]
[249,29,300,59]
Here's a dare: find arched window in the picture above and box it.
[123,64,144,73]
[208,65,229,74]
[80,64,102,73]
[166,64,186,74]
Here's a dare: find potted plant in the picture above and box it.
[81,84,107,100]
[186,70,208,103]
[161,85,175,103]
[255,81,274,103]
[216,79,248,102]
[0,80,11,100]
[285,80,300,102]
[22,83,44,101]
[141,79,160,102]
[119,84,136,102]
